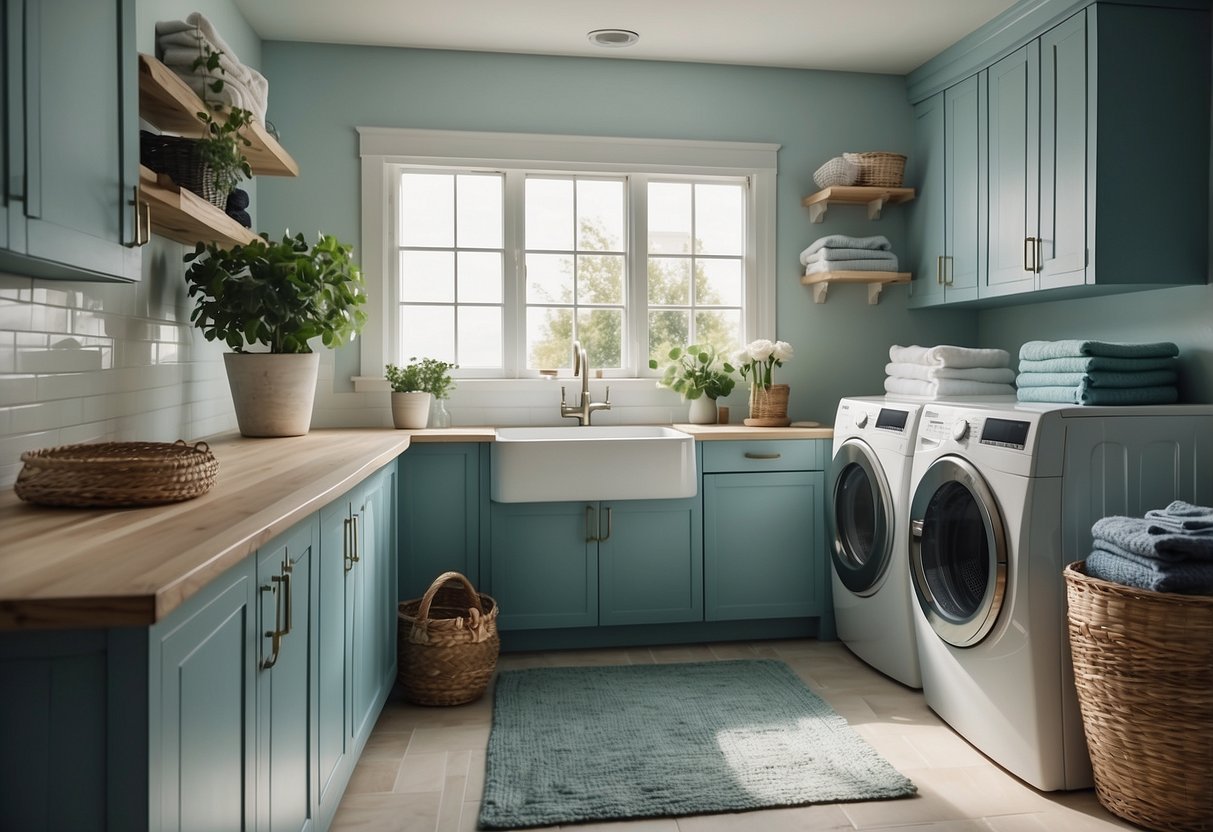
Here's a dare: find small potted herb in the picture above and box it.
[385,357,457,429]
[649,344,736,424]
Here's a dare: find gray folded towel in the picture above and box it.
[1017,356,1177,373]
[1146,501,1213,534]
[805,259,899,274]
[1091,515,1213,561]
[800,234,891,260]
[1014,369,1178,389]
[1019,340,1179,361]
[1086,549,1213,594]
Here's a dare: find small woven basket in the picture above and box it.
[397,572,499,706]
[744,383,791,427]
[140,131,227,208]
[843,151,907,187]
[1064,561,1213,831]
[14,440,218,507]
[812,156,860,189]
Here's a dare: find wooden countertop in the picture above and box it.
[405,425,834,441]
[0,430,412,631]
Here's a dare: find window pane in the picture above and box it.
[578,309,622,369]
[458,252,502,303]
[695,259,742,306]
[400,173,453,247]
[578,255,624,305]
[457,174,503,248]
[648,182,692,254]
[400,251,454,303]
[648,257,690,305]
[527,307,573,369]
[526,178,573,251]
[648,310,690,365]
[458,306,502,368]
[400,305,455,364]
[694,309,741,354]
[694,184,744,255]
[526,254,573,304]
[577,179,624,251]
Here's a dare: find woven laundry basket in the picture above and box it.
[397,572,499,706]
[843,151,907,187]
[812,156,860,189]
[1064,561,1213,831]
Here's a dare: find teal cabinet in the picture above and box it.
[350,465,397,744]
[399,443,484,601]
[0,0,142,282]
[315,495,355,830]
[907,92,945,307]
[598,497,703,626]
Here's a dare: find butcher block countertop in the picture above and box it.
[0,424,832,631]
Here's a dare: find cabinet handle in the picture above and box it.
[281,560,293,637]
[585,505,597,542]
[262,576,285,669]
[600,507,612,543]
[126,186,142,248]
[350,513,361,564]
[1023,237,1037,273]
[1035,237,1044,274]
[140,197,152,246]
[343,517,353,573]
[744,452,781,460]
[936,255,944,285]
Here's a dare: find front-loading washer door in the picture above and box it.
[828,439,895,596]
[908,455,1008,647]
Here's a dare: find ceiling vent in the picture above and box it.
[587,29,640,48]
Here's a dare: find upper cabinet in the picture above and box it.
[907,1,1211,308]
[0,0,142,282]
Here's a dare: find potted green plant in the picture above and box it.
[184,232,368,436]
[385,357,457,429]
[649,344,736,424]
[190,47,253,204]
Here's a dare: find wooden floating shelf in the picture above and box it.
[800,270,911,305]
[139,165,259,248]
[802,186,915,223]
[138,53,299,177]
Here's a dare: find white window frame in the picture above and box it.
[356,127,778,386]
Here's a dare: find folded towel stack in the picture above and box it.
[155,13,269,125]
[799,235,899,275]
[1015,340,1180,405]
[883,344,1015,399]
[1085,502,1213,594]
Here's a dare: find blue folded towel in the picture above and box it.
[1018,356,1177,373]
[1019,340,1179,361]
[1014,369,1178,389]
[1091,515,1213,561]
[800,234,892,259]
[1146,501,1213,534]
[1085,549,1213,594]
[1016,385,1179,406]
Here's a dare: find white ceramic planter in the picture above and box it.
[224,352,319,437]
[392,391,433,429]
[687,395,718,425]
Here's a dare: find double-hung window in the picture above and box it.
[359,128,777,381]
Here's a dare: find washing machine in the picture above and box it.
[906,400,1213,791]
[828,396,926,688]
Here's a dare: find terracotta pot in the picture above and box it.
[224,352,319,437]
[391,391,432,429]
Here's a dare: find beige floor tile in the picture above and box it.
[457,801,480,832]
[360,729,415,762]
[330,791,441,832]
[677,803,853,831]
[434,773,467,832]
[648,644,716,663]
[544,647,635,666]
[896,724,991,769]
[852,725,932,771]
[982,814,1054,831]
[840,774,969,828]
[575,819,681,831]
[1043,790,1141,830]
[393,752,447,794]
[407,724,490,754]
[464,750,487,804]
[626,648,658,664]
[861,821,992,831]
[705,642,759,660]
[345,759,405,795]
[496,651,550,670]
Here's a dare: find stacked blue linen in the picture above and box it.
[1085,502,1213,594]
[1015,340,1180,405]
[799,235,899,274]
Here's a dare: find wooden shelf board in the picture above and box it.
[802,186,916,222]
[138,53,299,177]
[800,270,911,304]
[140,165,259,248]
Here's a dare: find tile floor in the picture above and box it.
[332,639,1136,832]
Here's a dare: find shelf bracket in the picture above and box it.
[867,282,886,305]
[865,195,889,220]
[808,202,827,224]
[811,281,830,304]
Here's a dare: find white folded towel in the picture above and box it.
[800,235,891,260]
[885,362,1017,384]
[802,248,898,266]
[889,344,1011,369]
[884,377,1017,398]
[155,13,268,123]
[805,259,898,274]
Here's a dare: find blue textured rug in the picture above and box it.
[479,659,916,828]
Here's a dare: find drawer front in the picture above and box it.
[701,440,824,473]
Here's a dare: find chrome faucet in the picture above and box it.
[560,340,611,425]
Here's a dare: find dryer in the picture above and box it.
[906,400,1213,791]
[828,396,924,688]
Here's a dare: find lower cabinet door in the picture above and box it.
[150,560,256,832]
[703,471,825,621]
[351,465,397,745]
[315,497,353,830]
[598,498,703,626]
[256,519,317,832]
[399,444,482,600]
[490,501,598,630]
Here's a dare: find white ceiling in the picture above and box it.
[233,0,1019,75]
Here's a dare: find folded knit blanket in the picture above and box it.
[805,259,899,274]
[799,235,891,260]
[1086,549,1213,594]
[884,377,1016,398]
[1014,369,1178,389]
[886,363,1016,384]
[889,344,1011,370]
[1019,340,1179,361]
[1016,385,1178,406]
[1092,515,1213,561]
[1146,501,1213,534]
[1017,356,1178,373]
[803,248,898,265]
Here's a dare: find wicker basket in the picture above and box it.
[140,131,227,208]
[843,151,907,187]
[812,156,860,189]
[1065,561,1213,831]
[397,572,499,706]
[744,383,791,427]
[14,440,218,507]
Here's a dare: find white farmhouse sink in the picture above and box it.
[490,426,697,503]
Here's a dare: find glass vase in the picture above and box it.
[429,397,451,428]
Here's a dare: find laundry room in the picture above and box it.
[0,0,1210,831]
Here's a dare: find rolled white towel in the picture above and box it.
[884,377,1017,398]
[885,362,1016,384]
[161,45,251,84]
[889,344,1011,369]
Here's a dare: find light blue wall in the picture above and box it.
[258,44,979,423]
